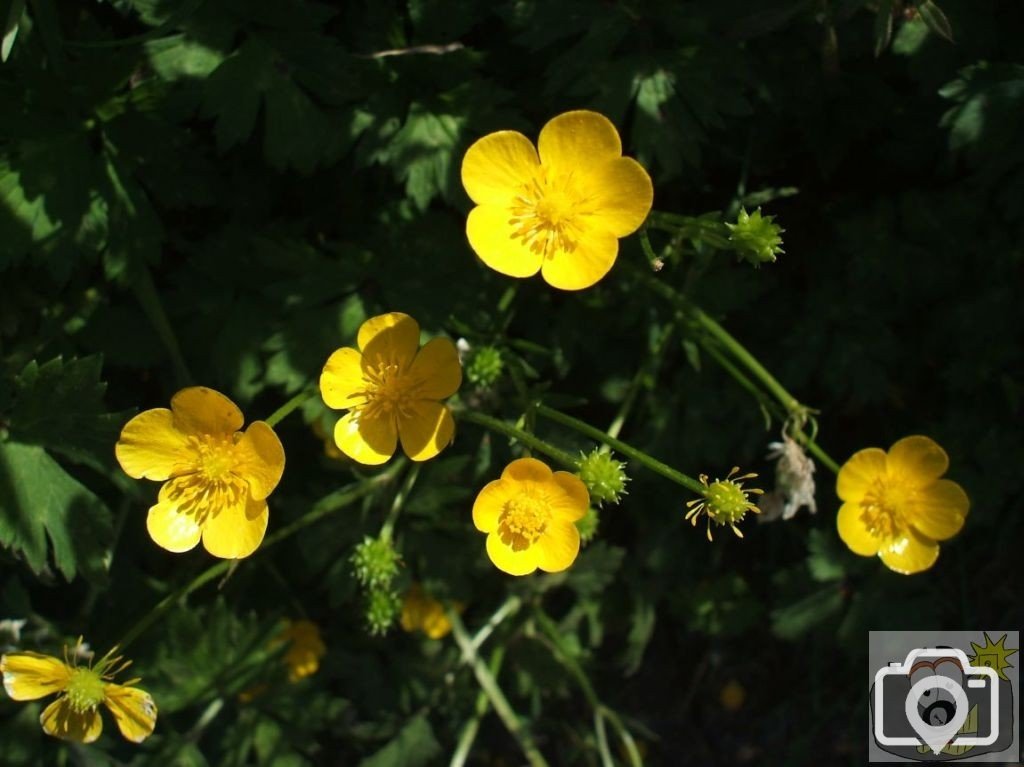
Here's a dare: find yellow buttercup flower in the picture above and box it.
[836,435,969,574]
[400,584,454,640]
[319,312,462,465]
[279,620,326,682]
[115,386,285,559]
[461,109,653,290]
[473,457,589,576]
[1,641,157,744]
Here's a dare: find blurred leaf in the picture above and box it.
[770,586,844,640]
[913,0,953,42]
[874,0,894,57]
[358,714,440,767]
[1,0,23,62]
[806,529,845,582]
[0,442,112,582]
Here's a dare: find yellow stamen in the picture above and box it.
[497,493,551,552]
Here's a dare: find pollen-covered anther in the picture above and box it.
[498,496,551,551]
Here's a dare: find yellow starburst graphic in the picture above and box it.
[968,632,1018,682]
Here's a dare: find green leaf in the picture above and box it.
[358,714,440,767]
[914,0,953,42]
[8,355,133,470]
[806,529,845,582]
[146,34,225,80]
[0,442,112,582]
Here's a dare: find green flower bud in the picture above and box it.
[726,207,785,265]
[365,586,402,636]
[575,507,600,544]
[466,345,504,388]
[351,537,400,589]
[576,449,629,505]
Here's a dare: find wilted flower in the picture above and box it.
[1,641,156,744]
[758,434,817,522]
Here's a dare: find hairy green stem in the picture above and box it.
[447,608,551,767]
[380,463,420,543]
[458,409,578,469]
[535,405,704,495]
[264,386,317,428]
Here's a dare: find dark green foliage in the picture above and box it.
[1,0,1021,764]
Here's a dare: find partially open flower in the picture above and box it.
[473,457,589,575]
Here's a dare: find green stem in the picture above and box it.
[606,324,675,443]
[642,270,843,473]
[458,409,578,470]
[535,405,704,495]
[380,463,420,543]
[450,647,505,767]
[132,265,192,387]
[447,609,551,767]
[117,468,399,651]
[534,610,643,767]
[264,386,316,428]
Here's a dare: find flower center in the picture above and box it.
[359,361,418,421]
[65,668,105,713]
[497,493,550,552]
[704,480,753,524]
[170,435,248,524]
[508,169,588,257]
[859,478,914,539]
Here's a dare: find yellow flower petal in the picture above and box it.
[357,312,420,369]
[887,436,949,486]
[333,411,397,465]
[320,347,367,409]
[461,130,539,206]
[585,157,654,236]
[472,478,512,533]
[485,532,539,576]
[836,502,881,556]
[40,697,102,743]
[534,521,581,573]
[201,494,268,559]
[1,652,70,700]
[104,684,157,744]
[466,204,545,278]
[502,456,553,484]
[550,471,589,522]
[407,337,462,400]
[235,421,285,501]
[171,387,244,437]
[879,528,940,574]
[836,447,887,502]
[537,110,622,175]
[147,495,203,553]
[911,479,969,541]
[398,401,454,462]
[421,608,453,640]
[540,227,618,290]
[115,408,193,481]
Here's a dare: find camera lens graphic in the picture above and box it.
[904,675,970,753]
